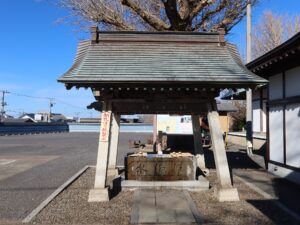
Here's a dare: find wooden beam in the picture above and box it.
[110,98,213,103]
[112,102,211,114]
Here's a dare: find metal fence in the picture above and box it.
[68,123,100,132]
[0,123,153,136]
[0,123,69,136]
[68,123,153,133]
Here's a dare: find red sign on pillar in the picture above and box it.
[100,111,111,142]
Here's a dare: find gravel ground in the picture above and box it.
[190,170,299,225]
[29,168,298,225]
[31,168,133,225]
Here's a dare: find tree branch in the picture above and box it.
[121,0,169,31]
[100,15,134,30]
[58,0,260,33]
[93,0,134,30]
[162,0,186,30]
[225,13,246,32]
[209,1,251,33]
[178,0,190,20]
[189,0,215,21]
[192,0,228,31]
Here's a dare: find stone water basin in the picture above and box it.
[126,153,196,181]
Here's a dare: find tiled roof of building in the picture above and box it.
[58,30,267,88]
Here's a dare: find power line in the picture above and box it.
[55,98,88,110]
[6,109,25,115]
[7,91,89,111]
[9,91,51,100]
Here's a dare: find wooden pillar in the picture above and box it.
[108,113,120,176]
[88,101,112,202]
[207,102,239,202]
[153,114,157,144]
[246,88,253,155]
[191,115,206,170]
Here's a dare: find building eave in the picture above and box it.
[247,32,300,77]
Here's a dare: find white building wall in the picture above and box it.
[269,73,283,100]
[157,115,192,134]
[285,66,300,98]
[34,114,42,121]
[252,100,261,132]
[34,113,48,122]
[285,103,300,168]
[269,106,284,163]
[252,89,267,133]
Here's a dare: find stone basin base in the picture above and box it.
[121,176,209,191]
[125,153,196,181]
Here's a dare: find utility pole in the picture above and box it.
[48,98,55,123]
[246,1,253,156]
[75,112,80,122]
[0,90,9,122]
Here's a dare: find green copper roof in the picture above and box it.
[58,31,267,88]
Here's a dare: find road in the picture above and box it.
[0,132,151,223]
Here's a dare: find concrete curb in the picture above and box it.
[183,190,204,224]
[234,175,275,200]
[234,174,300,223]
[22,165,94,223]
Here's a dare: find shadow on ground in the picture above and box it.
[247,199,300,225]
[109,176,122,200]
[203,148,261,170]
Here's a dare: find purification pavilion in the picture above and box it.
[58,27,267,202]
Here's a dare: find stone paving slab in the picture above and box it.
[131,189,202,224]
[233,168,300,220]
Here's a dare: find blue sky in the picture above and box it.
[0,0,299,117]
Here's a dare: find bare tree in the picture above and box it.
[56,0,258,33]
[229,100,246,131]
[253,11,300,59]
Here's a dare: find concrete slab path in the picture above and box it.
[131,189,203,224]
[225,147,300,219]
[233,168,300,220]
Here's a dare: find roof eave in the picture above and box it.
[247,32,300,70]
[57,79,267,90]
